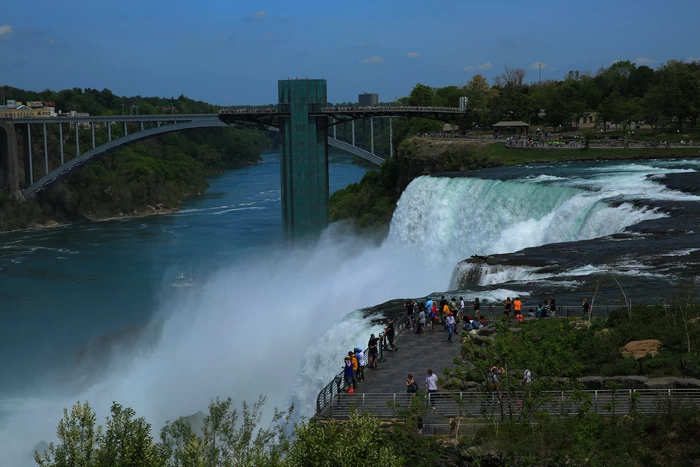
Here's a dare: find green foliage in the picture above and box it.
[35,402,100,467]
[288,411,403,467]
[329,157,399,230]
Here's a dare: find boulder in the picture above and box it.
[620,339,662,360]
[672,378,700,389]
[570,319,592,330]
[602,375,648,389]
[477,324,496,337]
[508,327,522,333]
[644,377,676,389]
[578,376,604,390]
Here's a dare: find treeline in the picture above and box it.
[0,87,270,230]
[399,59,700,132]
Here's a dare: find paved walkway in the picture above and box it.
[356,323,462,394]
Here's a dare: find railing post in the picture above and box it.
[594,390,598,414]
[560,391,565,416]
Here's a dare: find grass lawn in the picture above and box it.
[482,142,700,165]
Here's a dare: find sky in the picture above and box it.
[1,0,699,106]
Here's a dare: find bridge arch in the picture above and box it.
[24,119,228,197]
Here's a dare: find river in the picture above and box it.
[2,154,700,464]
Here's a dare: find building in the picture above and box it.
[358,92,378,106]
[492,121,529,137]
[0,104,56,119]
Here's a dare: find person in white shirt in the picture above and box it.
[425,368,439,409]
[446,313,456,342]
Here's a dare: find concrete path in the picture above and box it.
[355,323,462,394]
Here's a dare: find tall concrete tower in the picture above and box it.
[277,79,329,238]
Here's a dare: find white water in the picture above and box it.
[0,161,694,465]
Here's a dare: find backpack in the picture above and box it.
[407,381,418,393]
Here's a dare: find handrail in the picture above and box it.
[315,314,411,416]
[317,388,700,420]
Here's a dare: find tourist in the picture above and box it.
[425,368,439,408]
[450,297,458,318]
[343,357,355,393]
[515,311,524,323]
[528,308,535,318]
[542,300,550,318]
[384,320,397,351]
[504,297,512,318]
[473,297,481,317]
[583,298,591,317]
[480,316,487,326]
[446,313,456,342]
[417,305,426,334]
[367,333,379,369]
[462,317,473,331]
[439,295,448,312]
[405,373,418,394]
[536,303,543,318]
[513,297,522,316]
[354,347,365,382]
[426,296,433,316]
[458,297,465,321]
[347,351,359,389]
[442,302,451,330]
[549,294,556,316]
[405,299,417,330]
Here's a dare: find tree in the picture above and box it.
[287,411,403,467]
[35,402,101,467]
[406,83,435,106]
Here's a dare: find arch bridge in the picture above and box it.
[0,79,465,237]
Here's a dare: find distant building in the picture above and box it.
[492,121,529,137]
[0,104,56,119]
[459,96,468,110]
[358,92,378,106]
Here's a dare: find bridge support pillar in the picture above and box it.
[389,117,393,158]
[370,117,374,154]
[351,120,355,146]
[278,79,329,238]
[24,124,34,186]
[0,122,22,197]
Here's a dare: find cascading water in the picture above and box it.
[1,161,694,466]
[389,175,664,264]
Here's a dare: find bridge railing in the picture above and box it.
[321,105,466,113]
[317,388,700,420]
[315,314,411,417]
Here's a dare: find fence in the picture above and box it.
[317,389,700,420]
[315,314,411,416]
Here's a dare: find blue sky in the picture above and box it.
[1,0,698,105]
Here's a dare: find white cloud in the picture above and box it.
[405,51,420,58]
[361,56,385,64]
[464,61,492,71]
[0,25,13,40]
[250,10,267,19]
[635,57,654,65]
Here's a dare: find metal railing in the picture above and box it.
[461,304,616,321]
[317,389,700,420]
[315,314,411,416]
